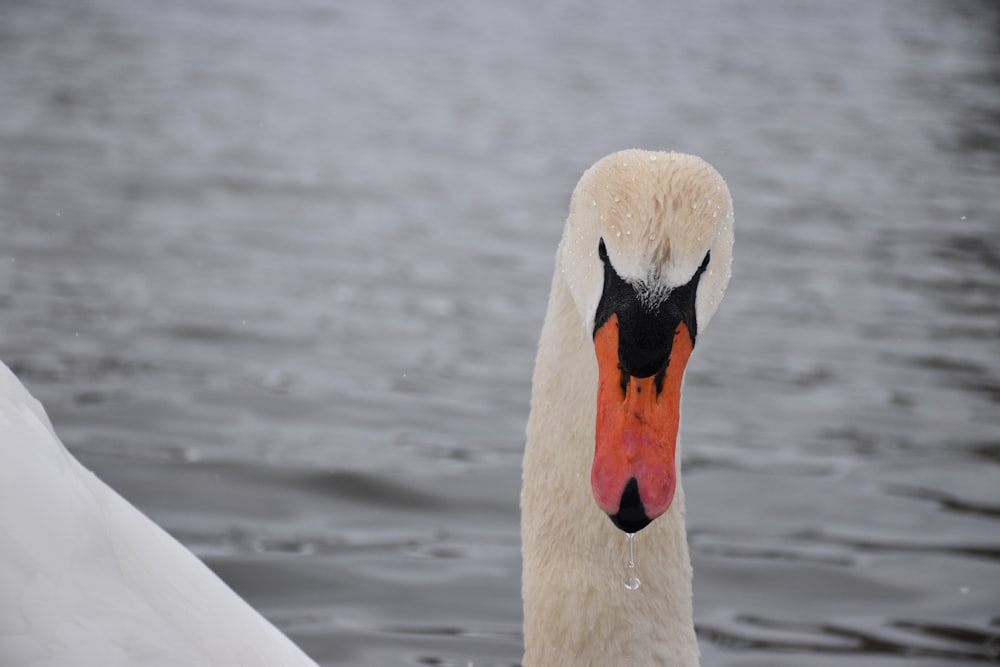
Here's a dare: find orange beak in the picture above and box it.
[591,313,694,532]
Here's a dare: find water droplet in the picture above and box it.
[960,215,967,221]
[960,585,970,594]
[624,533,641,591]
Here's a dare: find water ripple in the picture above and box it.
[699,614,1000,663]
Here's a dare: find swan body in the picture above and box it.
[0,364,317,667]
[522,150,733,666]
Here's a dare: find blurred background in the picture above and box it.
[1,0,999,665]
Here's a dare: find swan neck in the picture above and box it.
[521,268,698,666]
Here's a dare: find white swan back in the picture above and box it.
[0,362,317,667]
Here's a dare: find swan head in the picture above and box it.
[558,149,734,533]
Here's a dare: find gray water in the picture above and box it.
[1,1,999,665]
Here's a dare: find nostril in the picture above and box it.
[608,477,651,533]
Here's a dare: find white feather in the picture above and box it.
[521,150,734,666]
[0,363,317,667]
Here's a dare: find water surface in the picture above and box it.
[1,1,998,665]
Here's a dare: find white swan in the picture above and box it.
[0,365,318,666]
[522,149,734,666]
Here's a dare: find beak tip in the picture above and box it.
[608,511,652,533]
[606,477,654,533]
